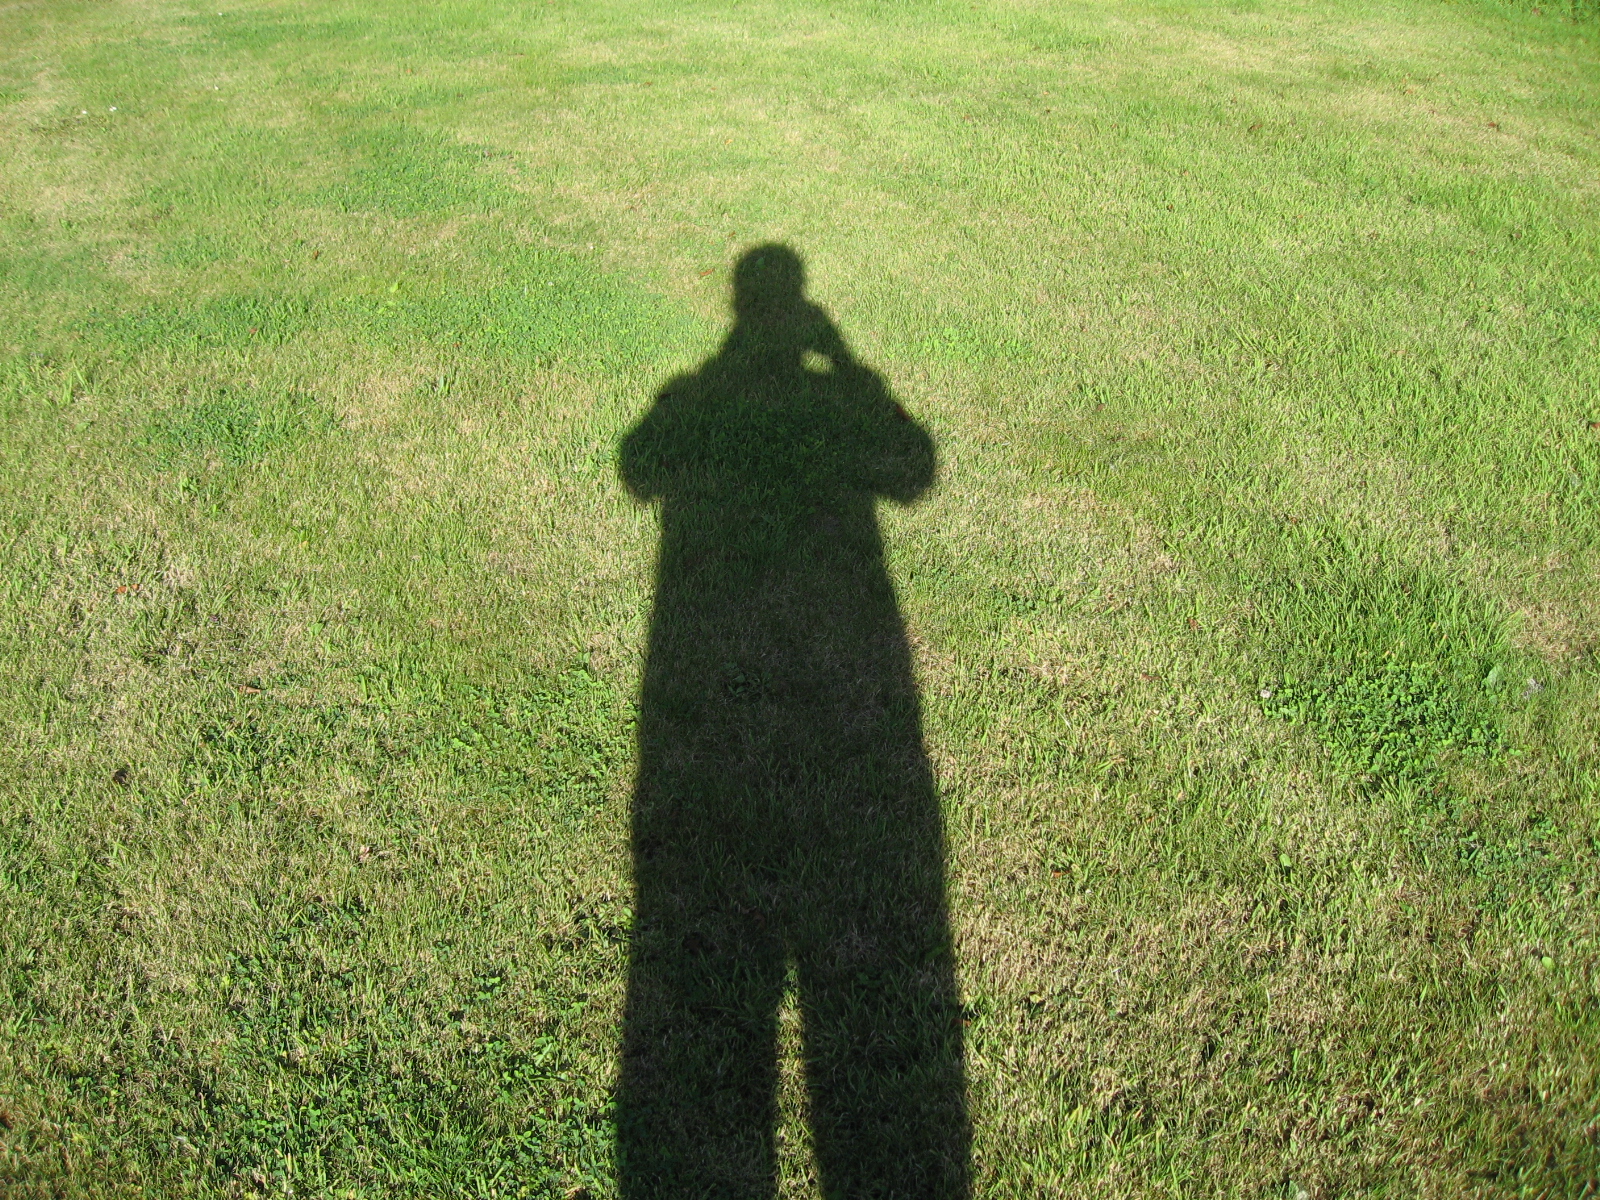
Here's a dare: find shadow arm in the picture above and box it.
[619,379,692,502]
[842,364,935,505]
[873,405,936,505]
[803,306,935,504]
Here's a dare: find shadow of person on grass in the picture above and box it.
[616,244,970,1198]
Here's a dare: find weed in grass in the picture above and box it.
[1252,544,1513,781]
[325,125,516,218]
[144,384,333,469]
[1261,659,1502,788]
[96,294,315,352]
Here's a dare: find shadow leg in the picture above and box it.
[618,788,787,1200]
[792,774,971,1200]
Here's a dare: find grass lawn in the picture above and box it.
[2,0,1599,1194]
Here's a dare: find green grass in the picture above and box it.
[1,0,1598,1195]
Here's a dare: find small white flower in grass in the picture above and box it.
[109,106,117,112]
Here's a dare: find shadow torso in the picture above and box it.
[621,317,935,804]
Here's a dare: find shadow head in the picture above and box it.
[732,243,807,329]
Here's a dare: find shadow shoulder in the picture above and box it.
[619,368,719,498]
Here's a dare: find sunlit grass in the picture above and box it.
[1,0,1597,1194]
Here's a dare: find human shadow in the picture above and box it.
[616,245,970,1198]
